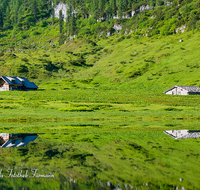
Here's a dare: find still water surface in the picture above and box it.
[0,119,199,189]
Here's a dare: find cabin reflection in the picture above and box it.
[0,133,38,148]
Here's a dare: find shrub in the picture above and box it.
[21,58,29,62]
[32,31,41,35]
[40,20,48,27]
[16,64,29,73]
[164,107,183,111]
[21,34,28,39]
[0,51,4,57]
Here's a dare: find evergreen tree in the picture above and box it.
[17,5,23,28]
[59,10,63,34]
[91,0,98,19]
[70,13,76,35]
[187,11,197,31]
[59,9,65,45]
[4,6,12,29]
[0,10,3,28]
[110,0,116,17]
[31,0,38,22]
[24,0,27,11]
[66,3,72,35]
[197,0,200,8]
[117,0,123,18]
[156,0,161,6]
[150,0,154,9]
[12,0,20,27]
[104,2,111,20]
[99,0,104,16]
[52,8,55,25]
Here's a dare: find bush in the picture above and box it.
[151,29,160,36]
[32,31,41,35]
[164,107,183,111]
[16,64,29,73]
[0,51,4,57]
[79,27,91,36]
[21,58,29,62]
[40,20,48,27]
[21,34,28,39]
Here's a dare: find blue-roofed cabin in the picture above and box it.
[0,76,38,91]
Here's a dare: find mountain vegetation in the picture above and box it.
[0,1,200,189]
[0,0,200,35]
[0,0,199,90]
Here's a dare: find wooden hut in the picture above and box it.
[0,76,38,91]
[164,85,200,95]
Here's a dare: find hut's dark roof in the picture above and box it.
[165,85,200,93]
[0,76,38,89]
[177,86,200,92]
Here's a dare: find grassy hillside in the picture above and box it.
[0,27,200,93]
[0,0,199,91]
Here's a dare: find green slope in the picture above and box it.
[1,30,199,93]
[0,0,199,92]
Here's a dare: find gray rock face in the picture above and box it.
[112,5,150,20]
[114,24,122,31]
[106,32,111,37]
[53,3,78,22]
[166,1,172,6]
[139,5,150,12]
[54,3,68,21]
[131,11,136,17]
[69,35,76,40]
[113,15,120,19]
[176,26,186,33]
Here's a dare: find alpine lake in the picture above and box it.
[0,87,200,190]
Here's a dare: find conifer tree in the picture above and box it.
[59,10,63,34]
[150,0,154,9]
[4,6,12,29]
[99,0,104,16]
[66,3,72,35]
[117,0,123,18]
[52,8,55,25]
[59,10,65,45]
[70,13,76,35]
[156,0,161,6]
[31,0,38,22]
[110,0,116,17]
[24,0,27,11]
[0,10,3,29]
[187,11,197,31]
[12,0,20,27]
[91,0,98,19]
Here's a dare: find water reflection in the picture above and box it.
[0,174,188,190]
[0,133,38,147]
[0,128,199,189]
[164,130,200,139]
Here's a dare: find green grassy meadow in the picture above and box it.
[0,0,200,187]
[0,22,200,189]
[0,85,200,189]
